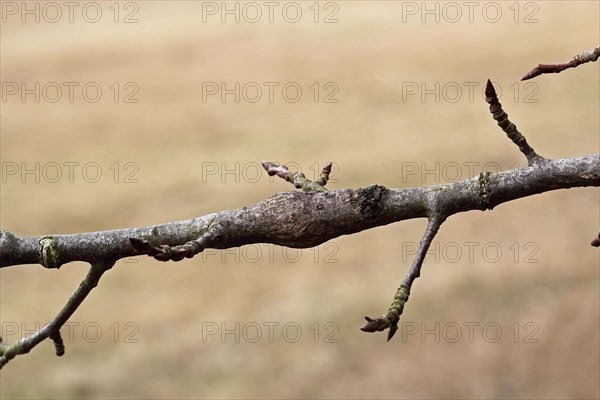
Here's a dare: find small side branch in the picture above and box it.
[521,46,600,81]
[485,79,547,166]
[262,161,332,191]
[0,260,114,369]
[130,224,221,262]
[361,215,445,341]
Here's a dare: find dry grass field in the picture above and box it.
[1,1,598,398]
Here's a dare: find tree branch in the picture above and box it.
[2,155,597,270]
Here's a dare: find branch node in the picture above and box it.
[39,236,61,269]
[49,330,65,357]
[478,172,493,211]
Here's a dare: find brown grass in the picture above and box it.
[1,2,598,399]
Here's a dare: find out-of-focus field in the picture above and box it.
[0,1,598,398]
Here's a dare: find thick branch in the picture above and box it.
[1,154,598,269]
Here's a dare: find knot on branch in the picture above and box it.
[262,161,332,191]
[352,185,387,222]
[39,237,61,269]
[478,172,493,210]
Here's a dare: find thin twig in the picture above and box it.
[261,161,332,191]
[0,261,114,369]
[521,46,600,81]
[361,215,445,341]
[485,79,547,166]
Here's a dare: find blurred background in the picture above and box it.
[1,1,598,398]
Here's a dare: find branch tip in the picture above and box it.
[592,231,600,247]
[484,79,496,102]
